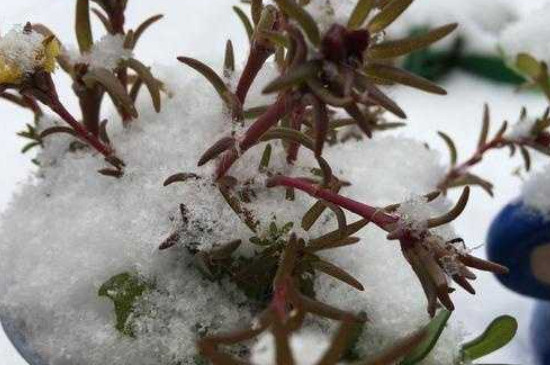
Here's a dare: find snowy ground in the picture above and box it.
[1,1,549,364]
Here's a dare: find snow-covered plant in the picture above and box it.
[0,0,530,364]
[1,0,162,175]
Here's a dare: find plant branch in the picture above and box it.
[266,175,398,229]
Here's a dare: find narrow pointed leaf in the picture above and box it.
[311,258,364,291]
[260,127,315,151]
[76,0,94,53]
[348,0,376,29]
[92,8,113,33]
[99,119,110,145]
[519,145,532,171]
[368,23,458,59]
[307,79,354,107]
[131,14,164,49]
[233,6,254,42]
[83,68,138,118]
[478,104,490,148]
[263,61,321,94]
[163,173,200,186]
[177,57,231,106]
[224,40,235,76]
[364,63,447,95]
[39,126,79,139]
[368,0,414,33]
[461,316,518,361]
[437,131,457,166]
[198,137,235,166]
[251,0,264,25]
[401,310,452,365]
[124,58,161,112]
[259,143,272,171]
[275,0,320,45]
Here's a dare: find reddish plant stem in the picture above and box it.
[438,136,506,190]
[236,44,274,105]
[49,99,114,159]
[286,104,306,164]
[267,175,399,229]
[216,93,299,178]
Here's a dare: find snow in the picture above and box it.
[0,1,549,364]
[251,331,330,365]
[506,116,537,141]
[67,34,133,70]
[0,26,45,75]
[523,164,550,215]
[389,0,520,54]
[500,6,550,62]
[0,58,466,363]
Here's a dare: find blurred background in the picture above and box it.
[1,0,550,364]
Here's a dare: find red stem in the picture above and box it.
[49,99,114,160]
[267,175,398,229]
[235,45,273,105]
[216,93,298,178]
[287,104,306,164]
[439,136,506,189]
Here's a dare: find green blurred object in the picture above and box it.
[402,29,525,84]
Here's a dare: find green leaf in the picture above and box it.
[123,58,161,112]
[177,57,232,106]
[364,63,447,95]
[260,127,315,151]
[461,315,518,361]
[275,0,320,46]
[251,0,264,25]
[437,131,457,166]
[21,141,41,154]
[348,0,376,29]
[131,14,164,49]
[516,53,542,79]
[39,126,79,139]
[401,309,452,365]
[263,60,321,94]
[91,8,113,33]
[98,272,152,337]
[233,6,254,42]
[368,23,458,59]
[83,68,138,118]
[76,0,94,53]
[368,0,414,33]
[224,40,235,76]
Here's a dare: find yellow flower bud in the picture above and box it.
[0,58,23,84]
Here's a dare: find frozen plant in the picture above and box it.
[0,0,533,364]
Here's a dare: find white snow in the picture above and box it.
[0,26,45,75]
[523,164,550,215]
[67,34,133,70]
[500,6,550,62]
[251,331,330,365]
[0,1,549,365]
[506,116,537,141]
[0,59,466,363]
[389,0,520,54]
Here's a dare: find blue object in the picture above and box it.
[1,316,47,365]
[487,199,550,365]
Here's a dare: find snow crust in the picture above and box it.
[523,164,550,216]
[500,6,550,62]
[0,59,464,363]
